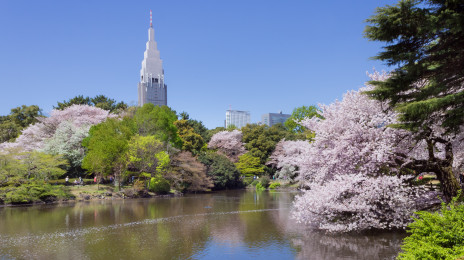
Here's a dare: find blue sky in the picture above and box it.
[0,0,398,129]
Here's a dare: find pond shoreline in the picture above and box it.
[0,185,300,208]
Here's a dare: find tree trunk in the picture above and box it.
[436,165,461,202]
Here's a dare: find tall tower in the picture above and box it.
[138,10,167,107]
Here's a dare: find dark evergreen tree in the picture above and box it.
[364,0,464,200]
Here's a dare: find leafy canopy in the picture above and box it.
[0,105,43,143]
[55,95,127,113]
[364,0,464,134]
[235,152,265,176]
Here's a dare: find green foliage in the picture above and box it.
[55,95,127,113]
[22,151,68,181]
[149,176,171,194]
[0,182,73,205]
[198,151,242,190]
[134,104,182,148]
[284,105,322,133]
[174,119,204,154]
[255,182,265,191]
[251,180,259,187]
[269,182,281,189]
[155,151,170,174]
[178,112,209,142]
[235,153,265,176]
[259,176,270,188]
[397,194,464,260]
[364,0,464,134]
[0,105,43,142]
[126,135,164,175]
[82,117,136,177]
[241,124,288,164]
[0,150,27,186]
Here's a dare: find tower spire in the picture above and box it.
[150,10,153,27]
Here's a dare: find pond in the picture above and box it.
[0,190,405,259]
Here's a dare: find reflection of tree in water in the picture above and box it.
[0,191,406,260]
[292,230,406,260]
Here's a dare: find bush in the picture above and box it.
[242,177,253,186]
[397,194,464,260]
[0,182,73,204]
[260,176,270,188]
[269,182,281,189]
[251,180,259,187]
[255,182,265,191]
[149,176,170,194]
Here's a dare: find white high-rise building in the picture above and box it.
[138,10,167,107]
[226,110,250,129]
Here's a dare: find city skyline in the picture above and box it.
[0,1,398,129]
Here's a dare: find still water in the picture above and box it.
[0,190,405,259]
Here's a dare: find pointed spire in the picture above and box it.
[150,10,153,28]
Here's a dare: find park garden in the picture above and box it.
[1,0,464,258]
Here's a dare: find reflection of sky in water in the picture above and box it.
[0,190,405,260]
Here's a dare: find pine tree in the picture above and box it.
[364,0,464,200]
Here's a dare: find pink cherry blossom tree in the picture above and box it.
[289,72,455,232]
[0,105,112,152]
[208,130,247,162]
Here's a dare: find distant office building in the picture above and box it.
[138,10,167,107]
[226,110,250,128]
[261,111,291,126]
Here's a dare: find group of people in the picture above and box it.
[65,176,83,186]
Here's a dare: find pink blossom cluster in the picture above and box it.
[208,130,247,162]
[292,174,440,232]
[0,105,112,151]
[282,72,450,232]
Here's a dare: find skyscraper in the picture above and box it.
[138,10,167,107]
[225,110,250,129]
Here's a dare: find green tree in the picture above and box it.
[126,135,165,177]
[364,0,464,200]
[174,119,204,154]
[198,151,242,189]
[55,95,127,112]
[241,124,287,164]
[235,153,265,176]
[22,151,68,181]
[0,105,43,142]
[55,95,91,109]
[0,149,27,185]
[82,117,136,185]
[178,112,209,142]
[134,104,182,148]
[284,105,322,134]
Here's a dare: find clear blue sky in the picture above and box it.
[0,0,398,129]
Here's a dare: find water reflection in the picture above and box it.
[0,190,404,259]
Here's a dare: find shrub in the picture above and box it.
[242,177,253,186]
[0,182,73,204]
[260,176,270,188]
[149,176,170,194]
[255,182,265,191]
[269,182,281,189]
[251,180,259,187]
[397,194,464,260]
